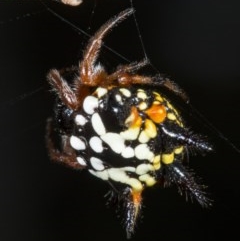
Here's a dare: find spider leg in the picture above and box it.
[152,76,189,102]
[118,73,153,86]
[79,8,134,86]
[105,185,142,239]
[115,58,149,74]
[46,118,84,170]
[124,189,142,239]
[161,78,189,102]
[161,125,213,152]
[163,161,212,207]
[47,69,78,110]
[106,58,154,86]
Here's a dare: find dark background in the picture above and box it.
[0,0,240,240]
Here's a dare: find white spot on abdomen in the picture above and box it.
[77,156,87,166]
[119,88,131,97]
[83,96,98,115]
[138,131,150,143]
[89,136,104,153]
[137,90,147,100]
[91,113,106,135]
[120,166,136,172]
[121,146,134,158]
[70,136,86,150]
[120,127,140,140]
[115,94,123,104]
[135,144,154,161]
[101,133,125,154]
[136,163,154,175]
[90,157,105,171]
[108,168,143,191]
[139,173,156,186]
[75,114,87,126]
[89,169,109,180]
[95,87,108,98]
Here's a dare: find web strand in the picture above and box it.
[39,0,131,63]
[129,0,148,60]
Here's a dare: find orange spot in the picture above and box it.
[132,190,142,205]
[127,106,142,128]
[145,104,167,123]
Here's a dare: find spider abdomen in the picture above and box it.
[67,86,187,192]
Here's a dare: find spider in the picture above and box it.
[46,8,212,238]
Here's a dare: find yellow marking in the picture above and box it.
[167,113,177,121]
[153,91,164,102]
[108,167,144,192]
[178,119,184,127]
[153,162,161,170]
[138,130,150,143]
[162,152,174,164]
[153,155,160,164]
[125,106,142,128]
[134,144,154,162]
[174,146,184,154]
[174,118,184,128]
[138,101,148,110]
[136,163,154,175]
[165,100,184,127]
[145,119,157,138]
[146,177,156,186]
[119,88,131,97]
[121,128,140,140]
[129,178,143,191]
[137,90,147,100]
[122,107,143,140]
[139,174,156,186]
[125,110,135,126]
[139,174,147,182]
[94,87,108,98]
[138,119,157,143]
[153,100,160,105]
[166,100,181,116]
[166,101,175,111]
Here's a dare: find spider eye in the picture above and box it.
[54,102,74,134]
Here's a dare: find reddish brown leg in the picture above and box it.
[79,8,134,86]
[106,59,153,86]
[47,69,78,110]
[115,58,149,74]
[117,73,153,86]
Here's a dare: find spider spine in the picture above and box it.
[164,162,212,207]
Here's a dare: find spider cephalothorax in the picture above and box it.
[46,8,212,238]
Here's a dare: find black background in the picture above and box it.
[0,0,240,240]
